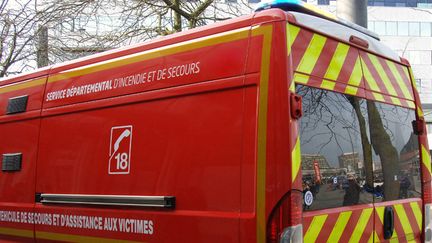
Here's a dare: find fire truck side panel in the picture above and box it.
[0,77,47,241]
[36,82,253,242]
[29,17,282,241]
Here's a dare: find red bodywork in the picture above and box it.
[0,7,429,243]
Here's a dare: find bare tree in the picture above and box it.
[38,0,254,64]
[0,0,39,77]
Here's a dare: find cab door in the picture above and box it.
[366,100,423,242]
[357,51,422,242]
[298,85,375,242]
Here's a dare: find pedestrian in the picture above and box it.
[343,174,361,206]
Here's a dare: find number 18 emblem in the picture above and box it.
[109,125,133,174]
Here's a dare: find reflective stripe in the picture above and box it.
[361,59,381,92]
[386,60,413,100]
[394,204,414,241]
[327,211,352,243]
[367,54,398,96]
[297,34,327,74]
[421,145,432,175]
[390,97,402,106]
[349,208,373,243]
[304,214,328,243]
[292,136,301,182]
[347,57,363,87]
[48,28,251,83]
[0,78,46,94]
[403,66,414,89]
[36,231,137,243]
[289,81,296,92]
[345,85,359,96]
[294,72,309,84]
[410,202,423,229]
[288,25,301,56]
[320,79,336,90]
[372,92,385,102]
[324,43,350,81]
[252,24,273,243]
[407,66,424,118]
[407,101,416,109]
[0,227,33,238]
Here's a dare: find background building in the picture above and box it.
[301,154,332,170]
[305,0,432,143]
[338,152,360,172]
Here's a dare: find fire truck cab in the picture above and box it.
[0,0,430,242]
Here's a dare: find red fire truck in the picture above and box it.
[0,0,430,242]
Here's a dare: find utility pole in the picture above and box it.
[336,0,368,28]
[35,0,49,68]
[37,25,49,68]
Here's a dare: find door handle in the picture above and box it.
[383,206,394,240]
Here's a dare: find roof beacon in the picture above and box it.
[255,0,380,41]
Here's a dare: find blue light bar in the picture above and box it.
[255,0,303,12]
[255,0,337,20]
[254,0,380,40]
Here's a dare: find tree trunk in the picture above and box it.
[367,101,400,200]
[348,97,374,188]
[172,0,182,32]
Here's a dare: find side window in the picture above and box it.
[367,101,421,201]
[297,85,373,211]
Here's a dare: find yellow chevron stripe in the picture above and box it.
[407,101,415,109]
[292,136,301,182]
[345,85,359,96]
[390,97,402,106]
[327,211,352,243]
[289,81,295,92]
[287,24,301,56]
[406,66,424,118]
[410,201,422,230]
[376,206,385,224]
[296,34,327,74]
[403,66,414,90]
[361,58,381,92]
[304,214,328,243]
[320,79,336,90]
[368,232,374,243]
[421,145,432,175]
[417,107,424,118]
[367,54,398,96]
[369,231,382,243]
[390,237,399,243]
[394,204,415,241]
[294,72,309,84]
[349,208,373,243]
[324,43,350,81]
[386,60,414,100]
[347,57,363,87]
[372,92,385,102]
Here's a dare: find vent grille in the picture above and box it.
[2,153,22,172]
[7,95,28,114]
